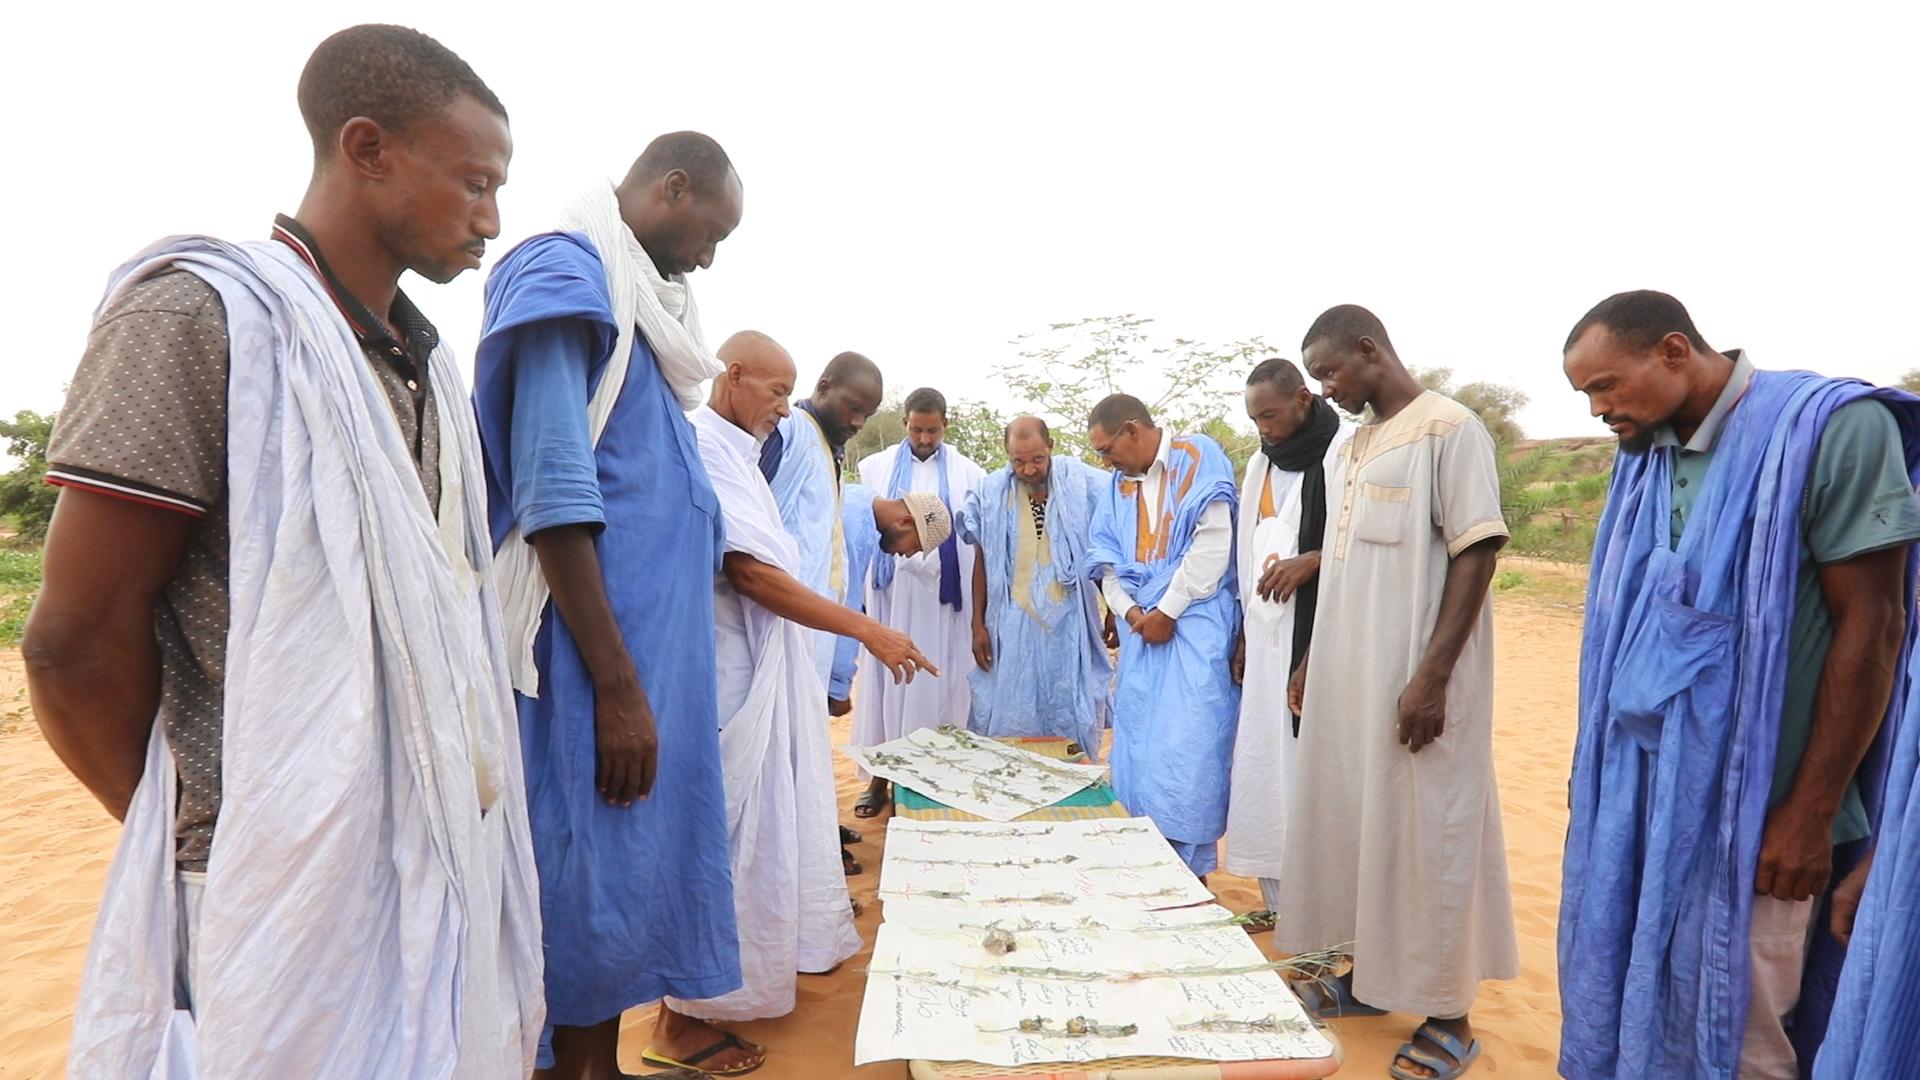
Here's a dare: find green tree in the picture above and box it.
[0,410,57,543]
[842,404,904,481]
[944,399,1010,471]
[1410,367,1528,446]
[1899,369,1920,394]
[843,398,1012,479]
[996,314,1270,463]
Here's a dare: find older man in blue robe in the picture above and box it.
[1086,394,1240,876]
[1560,291,1920,1080]
[960,416,1114,756]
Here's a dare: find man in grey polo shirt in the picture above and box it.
[25,25,546,1078]
[1560,290,1920,1079]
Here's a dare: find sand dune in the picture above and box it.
[0,583,1580,1078]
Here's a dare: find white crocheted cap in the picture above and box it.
[902,491,952,553]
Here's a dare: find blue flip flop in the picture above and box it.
[1296,974,1387,1019]
[1388,1020,1481,1080]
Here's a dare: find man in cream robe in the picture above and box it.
[852,387,985,816]
[1225,360,1355,908]
[1277,306,1516,1080]
[673,332,937,1028]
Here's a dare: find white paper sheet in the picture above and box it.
[877,818,1216,910]
[854,904,1334,1066]
[840,726,1108,821]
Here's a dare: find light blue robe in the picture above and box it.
[829,483,877,701]
[1088,434,1240,872]
[473,233,740,1041]
[1817,648,1920,1077]
[959,457,1113,754]
[765,408,845,685]
[1560,371,1920,1079]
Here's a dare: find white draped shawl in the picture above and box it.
[671,406,860,1021]
[68,237,543,1079]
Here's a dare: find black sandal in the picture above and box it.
[640,1031,766,1076]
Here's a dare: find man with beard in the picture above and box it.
[850,387,984,818]
[959,416,1114,756]
[1223,358,1354,922]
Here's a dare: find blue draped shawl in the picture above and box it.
[1561,371,1920,1079]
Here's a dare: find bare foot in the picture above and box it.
[1394,1016,1476,1079]
[649,1006,766,1074]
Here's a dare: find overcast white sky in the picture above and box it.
[4,2,1916,439]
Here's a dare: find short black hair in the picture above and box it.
[628,131,736,193]
[297,25,505,162]
[821,351,882,390]
[1301,304,1396,357]
[1564,290,1712,354]
[904,387,947,418]
[1247,357,1305,393]
[1005,416,1052,444]
[1088,394,1153,433]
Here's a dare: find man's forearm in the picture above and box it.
[971,548,989,629]
[23,609,161,820]
[1789,589,1906,819]
[727,552,877,641]
[1415,539,1502,681]
[530,525,639,692]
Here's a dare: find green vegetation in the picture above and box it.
[1493,568,1530,592]
[0,410,57,544]
[0,549,41,647]
[0,412,53,645]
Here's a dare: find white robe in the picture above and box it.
[1223,427,1353,884]
[852,443,985,746]
[69,237,542,1079]
[674,406,860,1021]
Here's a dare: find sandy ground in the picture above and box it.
[0,576,1582,1079]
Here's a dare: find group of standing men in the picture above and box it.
[20,20,1920,1080]
[24,23,952,1080]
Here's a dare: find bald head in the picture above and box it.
[711,330,796,439]
[1006,415,1051,443]
[1005,415,1055,488]
[719,330,792,374]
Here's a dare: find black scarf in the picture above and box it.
[1260,395,1340,736]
